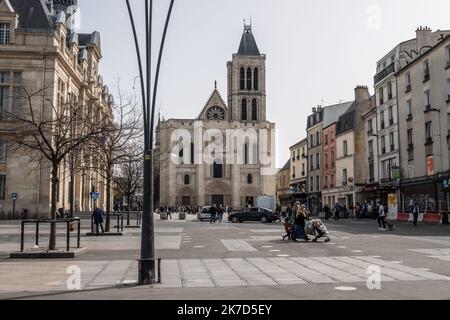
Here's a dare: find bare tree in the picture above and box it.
[114,148,144,225]
[88,81,142,232]
[6,86,112,250]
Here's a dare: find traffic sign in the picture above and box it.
[11,193,17,201]
[92,192,100,200]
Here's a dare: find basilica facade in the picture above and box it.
[155,25,276,209]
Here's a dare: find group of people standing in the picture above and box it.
[283,202,311,241]
[209,204,225,224]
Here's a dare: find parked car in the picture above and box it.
[197,206,212,222]
[228,207,278,223]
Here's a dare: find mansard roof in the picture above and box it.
[9,0,54,30]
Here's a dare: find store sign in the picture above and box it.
[391,166,400,180]
[427,156,434,176]
[387,193,398,220]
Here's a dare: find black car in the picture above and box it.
[228,208,278,223]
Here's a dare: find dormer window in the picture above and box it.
[0,23,10,45]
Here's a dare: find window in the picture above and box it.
[190,143,195,165]
[0,23,10,45]
[388,106,394,125]
[213,161,223,179]
[244,143,249,165]
[331,174,334,187]
[316,132,320,145]
[253,68,259,90]
[368,140,374,158]
[241,68,245,90]
[407,129,413,147]
[425,122,432,143]
[0,71,22,118]
[246,68,252,90]
[387,82,393,100]
[379,87,384,105]
[389,132,395,151]
[406,73,411,91]
[310,177,314,192]
[251,99,257,121]
[325,153,328,169]
[0,175,5,200]
[343,140,348,157]
[381,135,386,154]
[310,135,314,148]
[316,176,320,191]
[325,134,328,145]
[448,114,450,135]
[302,163,305,175]
[316,153,320,169]
[423,60,430,80]
[447,79,450,101]
[247,174,253,184]
[424,90,431,110]
[369,163,375,182]
[241,99,247,121]
[380,110,385,129]
[0,140,5,161]
[368,119,373,133]
[406,100,412,118]
[342,169,348,186]
[447,46,450,64]
[408,160,415,179]
[292,152,296,161]
[184,175,190,185]
[331,151,335,168]
[324,176,328,189]
[310,155,314,171]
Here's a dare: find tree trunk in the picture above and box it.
[105,168,112,232]
[49,162,59,251]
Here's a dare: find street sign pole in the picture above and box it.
[12,193,17,220]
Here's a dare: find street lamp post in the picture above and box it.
[125,0,175,285]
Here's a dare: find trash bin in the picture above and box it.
[160,212,168,220]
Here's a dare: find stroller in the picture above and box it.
[306,219,331,242]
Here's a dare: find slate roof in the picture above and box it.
[9,0,54,30]
[238,25,260,56]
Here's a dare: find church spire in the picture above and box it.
[237,21,260,56]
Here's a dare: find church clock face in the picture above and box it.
[207,107,225,120]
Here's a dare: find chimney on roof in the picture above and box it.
[416,26,433,53]
[355,85,370,103]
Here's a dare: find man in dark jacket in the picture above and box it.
[93,207,104,236]
[209,205,217,224]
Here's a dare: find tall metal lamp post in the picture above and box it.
[125,0,175,285]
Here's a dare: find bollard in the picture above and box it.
[77,219,81,248]
[20,221,25,252]
[35,222,39,246]
[66,221,70,252]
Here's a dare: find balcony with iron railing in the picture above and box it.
[374,63,395,84]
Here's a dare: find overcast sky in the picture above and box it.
[77,0,450,168]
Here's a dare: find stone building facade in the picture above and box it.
[397,33,450,214]
[155,24,276,209]
[0,0,113,217]
[289,138,308,204]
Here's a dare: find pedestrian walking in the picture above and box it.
[377,201,387,231]
[167,207,173,220]
[323,204,330,220]
[411,200,419,226]
[217,205,224,223]
[210,205,217,224]
[333,203,341,220]
[92,207,105,236]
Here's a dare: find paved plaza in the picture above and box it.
[0,214,450,299]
